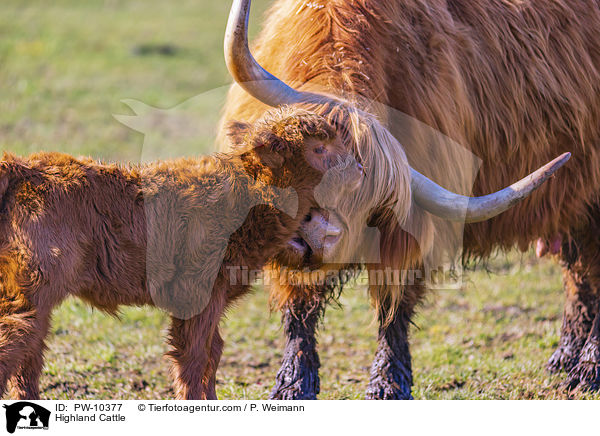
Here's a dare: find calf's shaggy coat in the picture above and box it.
[0,108,360,400]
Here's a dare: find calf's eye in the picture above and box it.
[313,145,326,154]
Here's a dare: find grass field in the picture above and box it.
[1,0,598,400]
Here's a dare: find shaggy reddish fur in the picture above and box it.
[0,108,357,400]
[220,0,600,394]
[222,0,600,283]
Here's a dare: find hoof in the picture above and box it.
[547,343,581,374]
[365,360,413,400]
[564,340,600,392]
[365,382,413,400]
[269,385,318,400]
[565,364,600,392]
[269,348,319,400]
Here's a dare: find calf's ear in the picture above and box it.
[239,141,285,173]
[252,143,285,168]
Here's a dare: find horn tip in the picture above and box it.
[554,152,571,168]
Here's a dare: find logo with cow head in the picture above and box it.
[2,402,50,434]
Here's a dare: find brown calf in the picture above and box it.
[0,107,361,400]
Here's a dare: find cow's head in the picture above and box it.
[224,0,571,270]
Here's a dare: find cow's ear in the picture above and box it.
[226,120,252,149]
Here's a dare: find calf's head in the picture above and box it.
[227,106,363,210]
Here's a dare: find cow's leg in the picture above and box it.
[363,203,428,400]
[365,303,414,400]
[270,295,322,400]
[566,305,600,391]
[547,267,597,373]
[547,236,598,373]
[8,316,51,400]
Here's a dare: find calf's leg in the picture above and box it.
[168,315,215,400]
[0,300,50,399]
[167,292,227,400]
[202,328,224,399]
[8,316,51,399]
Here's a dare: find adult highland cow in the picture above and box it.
[220,0,590,399]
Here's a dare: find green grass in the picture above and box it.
[0,0,271,160]
[31,251,599,400]
[1,0,597,400]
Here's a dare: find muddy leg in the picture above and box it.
[548,238,598,373]
[566,305,600,391]
[270,297,322,400]
[547,269,596,373]
[365,305,413,400]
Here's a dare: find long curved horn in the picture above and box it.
[225,0,332,107]
[224,0,572,224]
[411,152,571,223]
